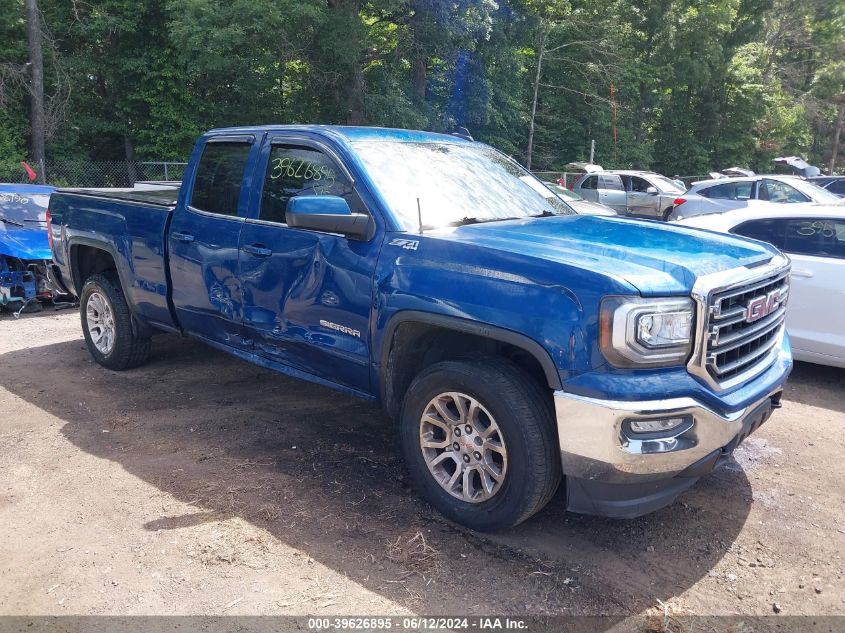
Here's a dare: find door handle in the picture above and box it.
[241,244,272,258]
[171,231,195,243]
[790,269,814,279]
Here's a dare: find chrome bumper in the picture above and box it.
[554,385,784,485]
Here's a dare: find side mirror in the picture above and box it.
[286,196,372,239]
[646,186,659,195]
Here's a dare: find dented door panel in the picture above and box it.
[168,211,247,347]
[238,222,376,391]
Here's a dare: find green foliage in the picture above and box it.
[1,0,842,174]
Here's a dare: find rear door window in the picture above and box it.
[783,218,845,259]
[732,219,786,249]
[701,181,752,200]
[599,174,624,191]
[190,141,252,216]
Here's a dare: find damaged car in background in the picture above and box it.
[0,184,62,314]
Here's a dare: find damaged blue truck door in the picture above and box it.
[237,134,379,392]
[168,136,257,348]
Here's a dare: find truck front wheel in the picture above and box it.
[80,274,151,370]
[399,359,561,531]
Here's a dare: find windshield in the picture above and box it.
[352,141,575,229]
[0,192,50,225]
[790,178,843,204]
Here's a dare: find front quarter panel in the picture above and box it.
[372,232,638,390]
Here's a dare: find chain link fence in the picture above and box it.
[0,161,188,188]
[531,171,585,188]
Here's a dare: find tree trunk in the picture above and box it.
[346,66,366,125]
[412,57,427,99]
[526,27,548,170]
[328,0,366,125]
[830,96,845,174]
[124,132,137,186]
[410,0,427,99]
[25,0,46,183]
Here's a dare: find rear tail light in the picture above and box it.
[673,198,686,207]
[46,207,52,250]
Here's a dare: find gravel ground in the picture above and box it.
[0,308,843,619]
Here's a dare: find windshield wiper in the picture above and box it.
[0,216,24,227]
[450,216,527,227]
[447,211,559,227]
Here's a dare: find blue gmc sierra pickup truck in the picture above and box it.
[48,126,792,530]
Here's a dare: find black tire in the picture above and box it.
[662,205,674,221]
[399,358,561,531]
[80,273,151,370]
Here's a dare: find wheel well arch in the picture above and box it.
[380,311,562,418]
[69,241,154,338]
[69,242,119,294]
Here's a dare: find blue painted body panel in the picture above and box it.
[48,193,175,327]
[49,125,790,416]
[0,223,52,261]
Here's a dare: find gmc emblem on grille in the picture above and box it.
[745,290,781,323]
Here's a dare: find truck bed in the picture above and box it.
[49,189,177,330]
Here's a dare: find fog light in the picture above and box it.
[623,415,693,438]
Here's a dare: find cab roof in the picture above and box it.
[205,125,471,145]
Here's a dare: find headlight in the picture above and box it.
[600,297,695,367]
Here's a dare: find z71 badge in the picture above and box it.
[389,238,419,251]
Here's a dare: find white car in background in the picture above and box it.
[678,206,845,369]
[669,175,843,221]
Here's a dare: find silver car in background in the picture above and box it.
[669,175,844,221]
[573,170,685,220]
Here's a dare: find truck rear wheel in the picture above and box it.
[399,359,561,531]
[80,274,151,370]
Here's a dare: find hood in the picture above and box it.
[0,223,51,261]
[569,200,617,217]
[436,215,777,296]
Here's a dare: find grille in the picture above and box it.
[705,271,789,383]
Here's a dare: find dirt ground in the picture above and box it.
[1,308,843,619]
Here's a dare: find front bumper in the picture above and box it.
[554,343,791,518]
